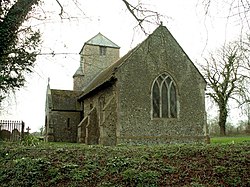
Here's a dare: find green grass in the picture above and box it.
[0,139,249,187]
[211,135,250,144]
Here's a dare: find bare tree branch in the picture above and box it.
[53,0,161,32]
[202,0,250,31]
[121,0,162,34]
[55,0,64,17]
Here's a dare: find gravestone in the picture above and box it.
[0,130,11,140]
[11,129,20,141]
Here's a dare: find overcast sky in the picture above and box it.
[0,0,245,132]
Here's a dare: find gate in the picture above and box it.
[0,120,25,141]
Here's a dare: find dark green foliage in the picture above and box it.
[21,134,40,146]
[0,142,249,186]
[122,169,160,186]
[0,0,40,101]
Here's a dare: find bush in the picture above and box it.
[21,134,40,146]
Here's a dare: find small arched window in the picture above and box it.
[152,73,177,118]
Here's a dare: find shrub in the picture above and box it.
[21,134,40,146]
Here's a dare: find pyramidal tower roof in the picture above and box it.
[85,33,120,49]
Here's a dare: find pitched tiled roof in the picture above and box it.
[50,89,82,111]
[78,45,140,100]
[85,33,120,48]
[73,67,84,77]
[78,26,163,100]
[78,25,206,100]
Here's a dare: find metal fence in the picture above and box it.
[0,120,25,141]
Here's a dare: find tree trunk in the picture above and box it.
[218,106,228,136]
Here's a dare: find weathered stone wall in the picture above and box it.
[100,94,117,146]
[80,45,119,88]
[44,89,83,143]
[47,111,81,142]
[44,88,52,142]
[116,27,206,144]
[83,85,117,145]
[86,108,99,144]
[77,116,87,143]
[73,74,85,91]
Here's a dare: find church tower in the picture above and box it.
[73,33,120,91]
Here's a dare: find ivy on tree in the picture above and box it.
[0,0,41,101]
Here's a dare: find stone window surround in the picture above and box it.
[151,72,178,119]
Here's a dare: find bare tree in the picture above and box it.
[201,0,250,31]
[121,0,161,33]
[201,42,249,135]
[53,0,162,33]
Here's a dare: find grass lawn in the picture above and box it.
[211,135,250,144]
[0,137,249,187]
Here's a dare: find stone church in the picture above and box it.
[45,25,207,145]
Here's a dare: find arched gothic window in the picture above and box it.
[152,73,177,118]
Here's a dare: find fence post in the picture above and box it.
[0,121,1,140]
[21,121,25,140]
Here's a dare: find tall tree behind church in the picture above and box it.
[201,42,249,135]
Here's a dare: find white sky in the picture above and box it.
[0,0,246,132]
